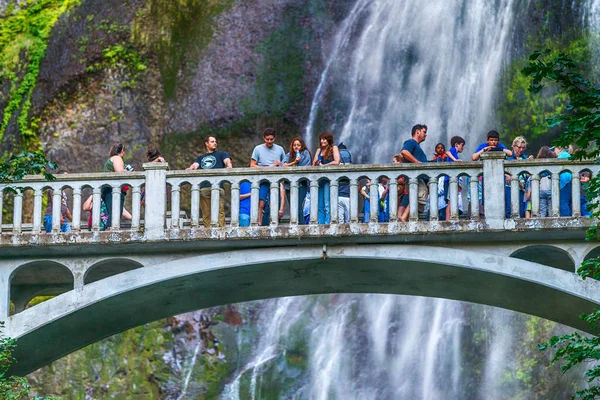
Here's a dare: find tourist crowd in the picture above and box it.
[43,125,591,232]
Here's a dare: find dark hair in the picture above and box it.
[146,148,163,162]
[288,137,310,160]
[263,128,276,138]
[486,130,500,139]
[204,135,216,145]
[109,144,124,156]
[411,124,428,136]
[537,146,557,159]
[435,142,445,150]
[450,136,465,147]
[318,131,335,160]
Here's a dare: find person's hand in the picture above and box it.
[278,209,284,219]
[295,155,301,163]
[528,155,534,160]
[272,160,281,167]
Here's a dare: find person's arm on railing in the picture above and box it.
[401,150,419,163]
[224,157,233,168]
[186,162,200,170]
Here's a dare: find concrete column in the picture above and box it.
[111,186,121,230]
[230,182,240,227]
[429,179,438,221]
[72,186,82,232]
[469,175,479,220]
[289,180,299,225]
[190,183,200,227]
[388,179,398,222]
[0,189,3,235]
[32,188,43,233]
[0,267,10,319]
[370,178,379,223]
[12,191,22,234]
[250,181,259,226]
[309,180,319,225]
[349,178,358,223]
[269,180,279,226]
[551,173,560,217]
[572,173,581,217]
[211,182,220,227]
[329,179,339,224]
[481,152,506,222]
[143,162,168,240]
[409,177,418,221]
[91,187,101,231]
[171,184,180,229]
[531,175,540,217]
[131,186,141,230]
[449,176,459,220]
[510,175,520,218]
[52,189,62,232]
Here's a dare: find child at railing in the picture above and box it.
[536,146,556,217]
[43,172,72,233]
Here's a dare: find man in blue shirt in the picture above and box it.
[401,124,429,212]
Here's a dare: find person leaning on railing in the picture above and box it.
[279,137,311,222]
[101,143,132,228]
[313,131,340,224]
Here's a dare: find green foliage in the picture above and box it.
[132,0,235,99]
[525,51,600,399]
[86,43,147,88]
[0,322,31,399]
[0,0,81,147]
[0,150,56,186]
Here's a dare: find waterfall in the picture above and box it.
[305,0,518,161]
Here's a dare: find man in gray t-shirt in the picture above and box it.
[250,128,285,225]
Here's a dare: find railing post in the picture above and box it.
[449,176,459,221]
[469,175,479,220]
[111,186,121,230]
[481,152,506,223]
[429,178,438,221]
[290,180,299,225]
[370,178,379,223]
[572,173,581,217]
[13,191,23,234]
[131,186,141,230]
[269,180,279,226]
[329,179,339,224]
[551,173,560,217]
[510,175,520,218]
[32,188,43,233]
[191,183,200,227]
[309,179,319,225]
[72,186,82,232]
[388,178,398,222]
[211,182,221,228]
[171,184,181,229]
[230,182,240,227]
[143,162,168,240]
[531,175,540,218]
[92,187,101,231]
[409,177,418,221]
[0,188,3,235]
[250,181,259,226]
[349,178,359,223]
[52,188,62,232]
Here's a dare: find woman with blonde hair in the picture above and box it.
[313,132,340,224]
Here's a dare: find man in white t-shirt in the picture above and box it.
[250,128,285,225]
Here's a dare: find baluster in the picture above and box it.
[388,178,398,222]
[310,179,319,224]
[110,186,121,229]
[250,181,259,226]
[190,183,200,227]
[269,180,279,226]
[52,188,62,232]
[350,178,358,223]
[470,176,479,220]
[92,187,101,231]
[230,182,240,227]
[409,177,419,221]
[572,173,581,217]
[211,182,221,227]
[290,180,299,225]
[131,186,141,230]
[329,179,339,224]
[531,175,540,218]
[429,178,438,221]
[370,178,379,223]
[72,187,82,231]
[551,173,560,217]
[171,184,180,229]
[32,187,43,233]
[510,174,520,218]
[13,190,23,234]
[449,176,459,220]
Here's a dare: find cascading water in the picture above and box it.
[218,1,598,399]
[306,0,519,160]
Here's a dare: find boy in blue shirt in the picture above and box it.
[471,130,512,161]
[446,136,465,162]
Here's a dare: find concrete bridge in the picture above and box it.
[2,153,600,375]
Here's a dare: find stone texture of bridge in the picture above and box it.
[2,153,600,375]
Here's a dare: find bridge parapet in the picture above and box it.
[0,154,597,245]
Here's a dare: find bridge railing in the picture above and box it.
[0,153,598,239]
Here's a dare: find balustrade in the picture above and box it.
[0,156,597,239]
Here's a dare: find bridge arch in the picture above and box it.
[10,260,73,314]
[6,244,600,376]
[509,245,575,272]
[84,258,145,285]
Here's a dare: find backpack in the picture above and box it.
[338,142,352,164]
